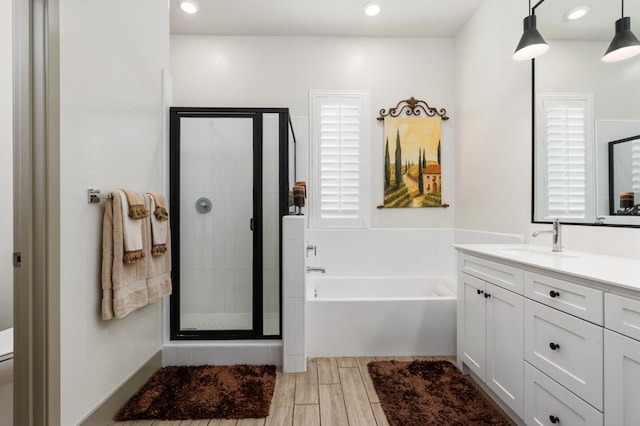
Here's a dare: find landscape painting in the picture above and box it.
[383,116,442,208]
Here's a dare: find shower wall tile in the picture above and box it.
[206,346,225,365]
[282,216,306,373]
[162,346,177,366]
[175,347,193,366]
[192,347,209,366]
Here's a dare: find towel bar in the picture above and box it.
[88,188,113,204]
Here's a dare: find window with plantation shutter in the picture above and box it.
[310,91,370,228]
[535,94,595,222]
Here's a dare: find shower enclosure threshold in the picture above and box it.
[162,340,283,367]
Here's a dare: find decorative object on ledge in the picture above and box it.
[378,97,450,209]
[293,181,306,215]
[616,205,640,215]
[377,97,449,121]
[616,193,640,215]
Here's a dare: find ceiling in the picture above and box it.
[169,0,485,37]
[169,0,640,41]
[536,0,640,41]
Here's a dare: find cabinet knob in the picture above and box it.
[549,415,560,424]
[477,289,484,295]
[549,342,560,351]
[484,293,491,298]
[549,290,560,298]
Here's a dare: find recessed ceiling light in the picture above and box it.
[363,2,380,17]
[178,0,199,14]
[564,6,591,21]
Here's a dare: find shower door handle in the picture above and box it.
[250,218,254,231]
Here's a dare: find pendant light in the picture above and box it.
[513,0,549,61]
[603,0,640,62]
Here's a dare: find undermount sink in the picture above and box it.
[492,247,578,259]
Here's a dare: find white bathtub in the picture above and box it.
[305,276,457,357]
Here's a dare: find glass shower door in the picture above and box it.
[178,115,258,333]
[170,107,289,340]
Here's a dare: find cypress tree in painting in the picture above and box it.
[437,140,441,165]
[384,137,391,189]
[422,148,426,169]
[418,149,424,194]
[394,129,402,189]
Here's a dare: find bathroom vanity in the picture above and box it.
[454,244,640,426]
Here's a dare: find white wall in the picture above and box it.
[58,0,169,423]
[171,35,456,229]
[0,0,13,331]
[537,40,640,120]
[456,0,640,258]
[306,228,522,277]
[454,0,531,236]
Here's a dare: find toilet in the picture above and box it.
[0,328,13,362]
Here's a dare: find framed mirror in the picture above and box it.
[532,0,640,226]
[609,134,640,216]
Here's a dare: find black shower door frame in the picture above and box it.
[169,107,289,340]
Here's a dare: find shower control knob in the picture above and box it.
[195,197,212,214]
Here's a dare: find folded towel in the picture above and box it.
[144,194,172,303]
[121,188,149,219]
[118,190,145,264]
[145,193,168,256]
[148,192,169,221]
[101,191,149,320]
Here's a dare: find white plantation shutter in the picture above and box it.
[536,94,594,222]
[310,91,370,228]
[546,104,587,217]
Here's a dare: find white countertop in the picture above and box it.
[453,243,640,294]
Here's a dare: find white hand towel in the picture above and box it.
[118,189,145,263]
[144,193,172,302]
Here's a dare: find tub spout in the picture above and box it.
[306,266,326,274]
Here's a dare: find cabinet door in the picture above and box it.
[486,283,524,418]
[459,272,486,378]
[604,330,640,426]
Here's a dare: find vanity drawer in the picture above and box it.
[605,293,640,341]
[458,253,523,294]
[525,363,603,426]
[524,271,603,325]
[524,299,603,411]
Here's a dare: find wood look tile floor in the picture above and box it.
[110,356,456,426]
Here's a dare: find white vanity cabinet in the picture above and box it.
[604,293,640,425]
[458,254,524,418]
[456,245,640,425]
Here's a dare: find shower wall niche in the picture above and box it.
[169,107,290,340]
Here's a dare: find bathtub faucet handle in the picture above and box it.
[306,244,317,257]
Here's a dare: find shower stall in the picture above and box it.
[169,107,290,340]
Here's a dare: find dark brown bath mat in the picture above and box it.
[368,360,512,426]
[114,364,276,421]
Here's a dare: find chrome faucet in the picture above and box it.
[532,218,562,252]
[306,266,326,274]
